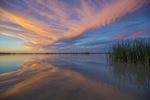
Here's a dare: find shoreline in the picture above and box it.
[0,52,110,55]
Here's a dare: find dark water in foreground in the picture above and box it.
[0,54,150,100]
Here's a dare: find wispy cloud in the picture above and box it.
[112,29,150,40]
[0,0,148,51]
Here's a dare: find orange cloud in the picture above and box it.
[0,0,148,51]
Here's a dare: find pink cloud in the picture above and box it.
[0,0,148,51]
[113,29,150,40]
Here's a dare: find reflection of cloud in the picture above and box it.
[0,0,148,51]
[0,57,137,100]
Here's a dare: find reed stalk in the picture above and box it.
[110,38,150,64]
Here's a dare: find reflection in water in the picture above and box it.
[110,63,150,89]
[0,55,149,100]
[0,55,30,74]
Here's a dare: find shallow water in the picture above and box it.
[0,54,150,100]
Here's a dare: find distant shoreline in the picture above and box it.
[0,52,110,55]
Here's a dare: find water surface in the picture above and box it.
[0,54,150,100]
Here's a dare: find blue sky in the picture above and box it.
[0,0,150,52]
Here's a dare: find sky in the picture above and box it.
[0,0,150,53]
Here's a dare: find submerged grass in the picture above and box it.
[110,38,150,64]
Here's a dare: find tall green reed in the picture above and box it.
[110,38,150,64]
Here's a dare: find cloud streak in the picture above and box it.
[112,29,150,40]
[0,0,148,51]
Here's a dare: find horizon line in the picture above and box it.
[0,52,110,54]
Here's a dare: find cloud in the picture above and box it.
[0,0,148,51]
[112,29,150,40]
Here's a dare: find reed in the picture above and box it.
[110,38,150,64]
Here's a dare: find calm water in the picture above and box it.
[0,54,150,100]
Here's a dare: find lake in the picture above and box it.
[0,54,150,100]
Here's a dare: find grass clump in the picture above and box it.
[110,38,150,64]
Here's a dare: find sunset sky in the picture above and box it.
[0,0,150,53]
